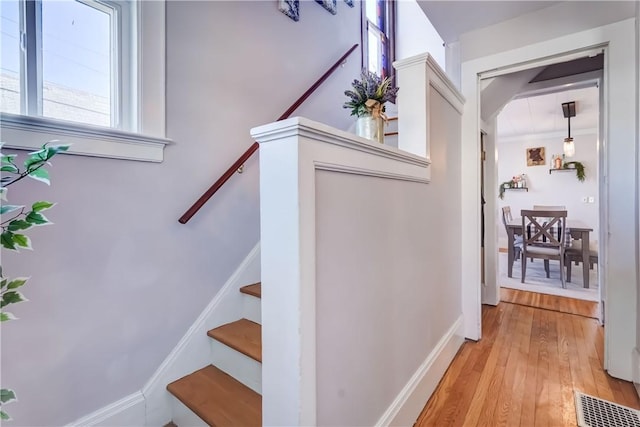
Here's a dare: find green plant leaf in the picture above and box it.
[6,278,28,289]
[0,278,7,289]
[0,410,10,421]
[12,234,32,250]
[0,205,23,215]
[23,152,47,170]
[0,388,16,404]
[25,211,50,225]
[28,167,50,185]
[0,187,6,201]
[0,311,16,322]
[1,232,17,250]
[0,152,17,164]
[43,144,70,160]
[0,164,19,173]
[31,201,54,212]
[7,219,32,232]
[0,291,27,308]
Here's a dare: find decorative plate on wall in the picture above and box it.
[316,0,337,15]
[278,0,299,21]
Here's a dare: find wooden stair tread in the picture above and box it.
[239,282,261,298]
[167,365,261,427]
[208,319,262,362]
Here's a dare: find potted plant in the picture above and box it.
[343,70,398,143]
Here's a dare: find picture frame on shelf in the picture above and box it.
[526,146,546,166]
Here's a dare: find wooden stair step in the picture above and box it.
[167,365,261,427]
[208,319,262,362]
[240,282,261,298]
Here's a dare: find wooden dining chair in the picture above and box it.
[565,241,599,282]
[521,209,568,288]
[501,206,522,261]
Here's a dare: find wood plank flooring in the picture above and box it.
[500,288,599,319]
[416,293,639,426]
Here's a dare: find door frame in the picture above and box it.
[459,19,637,382]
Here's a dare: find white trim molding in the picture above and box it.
[0,113,171,162]
[633,347,640,398]
[65,392,145,427]
[375,316,465,427]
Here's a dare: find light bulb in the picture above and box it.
[563,137,575,157]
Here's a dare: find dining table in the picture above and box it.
[506,218,594,288]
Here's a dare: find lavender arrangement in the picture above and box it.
[343,70,399,117]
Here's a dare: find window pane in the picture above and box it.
[42,0,112,126]
[365,0,376,22]
[367,27,381,76]
[1,1,22,114]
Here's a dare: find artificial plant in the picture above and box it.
[563,161,586,182]
[0,142,69,421]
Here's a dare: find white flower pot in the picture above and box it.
[355,115,384,144]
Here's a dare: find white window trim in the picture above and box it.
[0,0,170,162]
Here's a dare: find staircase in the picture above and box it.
[166,283,262,426]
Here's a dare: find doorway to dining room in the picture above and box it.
[480,52,603,321]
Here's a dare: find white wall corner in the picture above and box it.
[375,316,465,427]
[65,392,145,427]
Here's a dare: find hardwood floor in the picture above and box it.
[416,294,639,426]
[500,287,599,319]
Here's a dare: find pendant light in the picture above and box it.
[562,101,576,157]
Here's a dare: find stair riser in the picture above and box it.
[210,340,262,394]
[170,395,208,427]
[243,294,261,324]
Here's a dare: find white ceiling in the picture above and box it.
[497,86,599,139]
[417,1,560,43]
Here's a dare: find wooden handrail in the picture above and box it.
[179,43,359,224]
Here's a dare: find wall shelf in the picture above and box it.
[549,168,575,174]
[504,187,528,192]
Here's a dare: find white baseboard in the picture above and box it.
[632,347,640,398]
[375,316,465,427]
[142,242,261,426]
[66,392,145,427]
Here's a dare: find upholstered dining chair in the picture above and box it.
[501,206,522,261]
[521,209,568,288]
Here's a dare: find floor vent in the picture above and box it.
[575,391,640,427]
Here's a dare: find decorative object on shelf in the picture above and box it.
[344,70,398,144]
[526,146,545,166]
[498,174,528,199]
[344,0,354,7]
[316,0,337,14]
[278,0,299,21]
[562,101,576,157]
[563,161,586,182]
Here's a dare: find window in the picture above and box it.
[0,1,169,163]
[1,0,133,129]
[362,0,395,79]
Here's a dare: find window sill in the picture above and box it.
[0,113,171,162]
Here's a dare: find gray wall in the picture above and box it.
[315,88,462,425]
[0,1,361,425]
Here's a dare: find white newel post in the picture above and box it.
[251,117,430,426]
[253,121,317,427]
[394,53,464,180]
